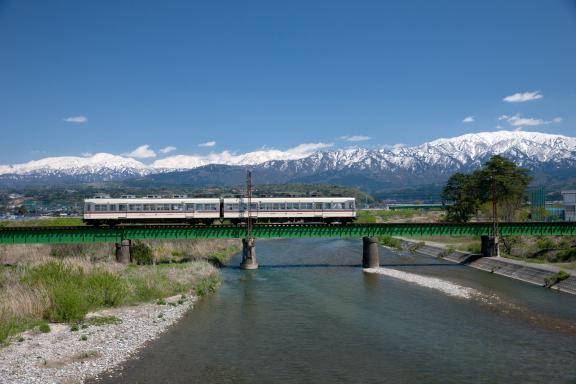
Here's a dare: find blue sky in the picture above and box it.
[0,0,575,164]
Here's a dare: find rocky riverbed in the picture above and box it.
[0,295,196,384]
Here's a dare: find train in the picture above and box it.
[83,196,357,225]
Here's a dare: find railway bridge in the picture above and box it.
[1,222,575,269]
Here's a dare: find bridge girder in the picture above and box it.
[0,222,575,245]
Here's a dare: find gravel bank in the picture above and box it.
[0,295,196,384]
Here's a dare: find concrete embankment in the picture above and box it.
[399,239,576,295]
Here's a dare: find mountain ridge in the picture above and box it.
[1,130,575,191]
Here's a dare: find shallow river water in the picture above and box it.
[95,238,576,383]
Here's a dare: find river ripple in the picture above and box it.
[93,238,576,384]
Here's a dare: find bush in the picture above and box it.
[46,284,89,322]
[377,236,401,249]
[38,323,50,333]
[536,238,556,250]
[85,271,127,307]
[194,275,220,297]
[557,248,576,262]
[544,271,571,288]
[132,241,154,265]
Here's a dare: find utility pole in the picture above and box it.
[240,170,258,269]
[486,172,499,257]
[246,170,253,240]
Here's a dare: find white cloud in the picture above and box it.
[63,115,88,123]
[151,142,333,169]
[159,146,177,154]
[462,116,475,123]
[123,145,156,159]
[198,141,216,147]
[340,135,371,142]
[498,114,562,127]
[81,152,93,157]
[503,91,543,103]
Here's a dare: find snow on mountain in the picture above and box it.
[0,131,574,185]
[257,130,576,176]
[0,153,150,178]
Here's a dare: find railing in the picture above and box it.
[0,222,575,244]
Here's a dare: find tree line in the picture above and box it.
[441,155,532,222]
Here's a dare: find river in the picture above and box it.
[93,238,576,383]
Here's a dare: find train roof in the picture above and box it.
[223,197,355,203]
[84,198,220,204]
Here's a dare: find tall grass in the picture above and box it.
[1,260,218,343]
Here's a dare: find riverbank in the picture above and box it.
[398,237,576,295]
[0,294,195,384]
[0,239,239,384]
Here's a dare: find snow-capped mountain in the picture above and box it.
[0,153,152,184]
[257,130,576,179]
[1,131,575,187]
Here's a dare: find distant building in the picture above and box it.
[562,191,576,222]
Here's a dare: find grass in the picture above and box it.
[544,271,571,288]
[0,217,84,227]
[0,259,218,345]
[377,236,402,249]
[0,238,238,346]
[356,209,444,223]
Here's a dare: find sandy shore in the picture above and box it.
[0,295,196,384]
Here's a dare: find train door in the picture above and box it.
[117,204,127,219]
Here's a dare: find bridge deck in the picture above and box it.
[0,222,575,244]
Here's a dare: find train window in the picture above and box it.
[84,204,91,212]
[209,204,218,210]
[186,204,196,211]
[323,203,331,210]
[129,204,143,211]
[250,203,258,210]
[109,205,117,211]
[171,204,182,211]
[314,203,323,210]
[94,204,104,212]
[332,203,343,209]
[302,203,313,210]
[119,204,126,211]
[143,204,151,211]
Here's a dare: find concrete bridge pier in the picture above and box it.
[240,237,258,270]
[362,237,380,269]
[481,236,499,257]
[115,239,131,264]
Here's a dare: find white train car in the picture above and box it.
[83,198,221,225]
[222,197,356,224]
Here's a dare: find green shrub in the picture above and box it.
[536,238,556,250]
[38,323,51,333]
[80,335,88,341]
[194,275,221,297]
[70,324,79,332]
[466,243,482,254]
[557,248,576,262]
[157,298,166,305]
[85,271,127,307]
[46,284,89,322]
[377,236,401,249]
[132,241,154,265]
[0,322,13,346]
[544,271,571,288]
